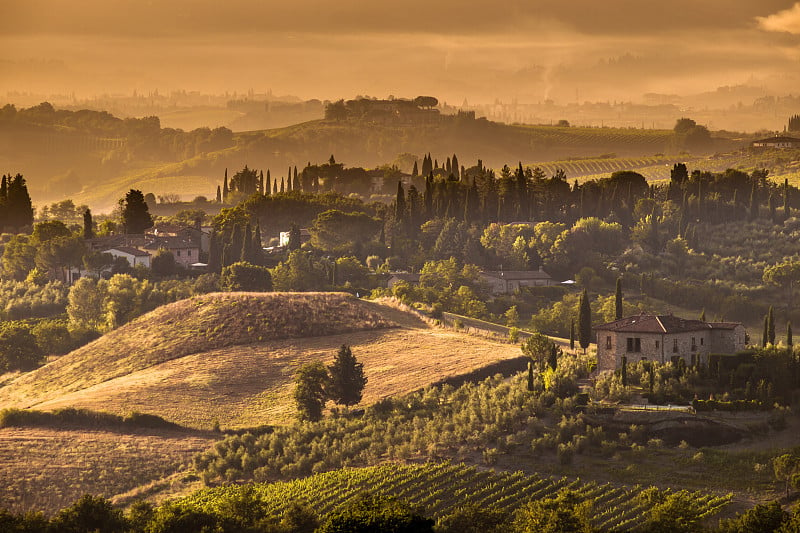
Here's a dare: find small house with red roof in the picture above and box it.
[594,313,746,372]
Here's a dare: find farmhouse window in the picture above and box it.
[691,337,697,352]
[626,337,641,352]
[188,250,192,257]
[605,336,612,349]
[655,340,660,349]
[176,250,181,257]
[673,339,678,353]
[700,338,703,346]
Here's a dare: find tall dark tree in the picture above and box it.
[266,170,272,197]
[412,160,419,177]
[395,181,406,225]
[578,288,591,354]
[327,344,367,407]
[251,223,264,265]
[83,208,95,240]
[216,185,222,203]
[120,189,153,234]
[222,168,229,203]
[767,305,776,345]
[548,344,558,371]
[569,318,575,351]
[788,321,793,348]
[615,277,623,320]
[5,174,34,230]
[288,222,301,251]
[749,180,759,221]
[763,314,769,348]
[621,355,628,386]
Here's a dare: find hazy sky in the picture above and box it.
[3,1,800,104]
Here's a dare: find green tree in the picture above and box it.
[512,490,593,533]
[522,332,553,371]
[763,315,769,348]
[150,249,177,277]
[642,490,704,533]
[1,234,36,280]
[327,344,367,407]
[67,277,108,333]
[436,503,509,533]
[578,288,591,354]
[569,318,575,350]
[309,209,381,252]
[505,305,519,328]
[288,222,302,251]
[120,189,153,234]
[621,355,628,386]
[615,277,623,320]
[294,361,329,421]
[271,250,327,292]
[49,494,128,533]
[0,322,43,371]
[318,495,434,533]
[220,261,273,292]
[763,260,800,315]
[773,453,800,497]
[718,501,788,533]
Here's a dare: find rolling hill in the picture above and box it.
[0,292,525,428]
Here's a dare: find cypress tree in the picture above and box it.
[251,223,264,265]
[266,170,271,196]
[293,166,300,191]
[6,174,34,230]
[548,344,558,371]
[121,189,152,234]
[273,180,278,195]
[621,355,628,386]
[259,170,264,194]
[208,231,221,273]
[445,157,451,175]
[280,177,285,193]
[763,314,769,348]
[452,153,459,179]
[579,288,591,354]
[241,223,253,262]
[527,361,534,391]
[412,160,418,177]
[223,169,229,203]
[216,185,222,203]
[767,305,775,345]
[749,180,758,221]
[788,321,793,347]
[82,208,94,240]
[395,181,406,224]
[327,344,367,407]
[569,318,575,350]
[615,277,623,320]
[229,224,243,267]
[288,223,301,251]
[784,178,791,221]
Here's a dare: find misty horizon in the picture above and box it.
[3,1,800,107]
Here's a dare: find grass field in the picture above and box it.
[0,426,215,515]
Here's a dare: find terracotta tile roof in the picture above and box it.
[594,314,740,334]
[105,246,150,257]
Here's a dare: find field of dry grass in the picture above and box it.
[0,426,215,515]
[0,292,393,408]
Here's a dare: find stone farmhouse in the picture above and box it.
[594,313,746,372]
[751,136,800,149]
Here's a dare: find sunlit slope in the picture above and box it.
[0,292,393,409]
[0,294,525,428]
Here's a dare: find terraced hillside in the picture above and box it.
[182,462,733,531]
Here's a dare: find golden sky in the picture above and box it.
[3,1,800,103]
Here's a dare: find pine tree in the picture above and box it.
[767,305,776,345]
[579,288,591,354]
[615,277,623,320]
[83,208,94,240]
[327,344,367,407]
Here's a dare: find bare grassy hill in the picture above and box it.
[0,292,393,408]
[0,293,524,428]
